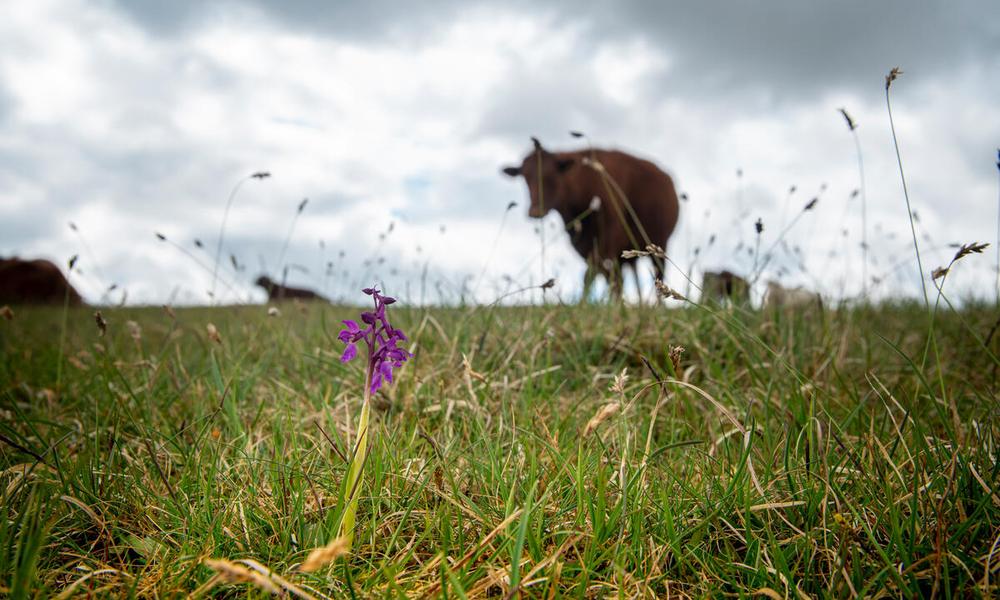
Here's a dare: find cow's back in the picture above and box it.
[0,259,83,305]
[590,150,679,255]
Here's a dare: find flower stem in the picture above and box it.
[339,364,373,551]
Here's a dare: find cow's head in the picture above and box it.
[501,137,576,218]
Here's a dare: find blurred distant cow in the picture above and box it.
[0,257,83,305]
[502,138,680,299]
[763,281,823,310]
[701,270,750,305]
[255,275,327,302]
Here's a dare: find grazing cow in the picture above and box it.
[763,281,823,310]
[701,270,750,305]
[0,257,84,305]
[502,138,680,299]
[255,275,327,302]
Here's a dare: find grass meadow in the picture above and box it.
[2,295,1000,598]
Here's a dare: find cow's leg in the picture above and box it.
[651,249,666,303]
[629,260,643,304]
[581,262,599,303]
[605,262,624,301]
[653,252,665,284]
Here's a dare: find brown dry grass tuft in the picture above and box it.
[582,402,620,437]
[203,558,281,595]
[300,537,350,572]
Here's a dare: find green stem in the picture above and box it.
[339,364,373,551]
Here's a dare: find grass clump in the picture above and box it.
[1,299,999,597]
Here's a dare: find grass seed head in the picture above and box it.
[610,368,628,394]
[126,320,142,342]
[203,559,280,595]
[953,241,988,262]
[645,244,665,258]
[583,402,620,437]
[206,323,222,344]
[885,66,903,90]
[655,280,687,302]
[838,107,857,131]
[94,311,107,337]
[669,346,685,376]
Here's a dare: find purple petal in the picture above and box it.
[361,311,376,325]
[341,319,361,332]
[362,287,376,295]
[380,361,394,384]
[382,296,396,305]
[340,342,357,363]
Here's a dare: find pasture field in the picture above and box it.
[1,299,999,597]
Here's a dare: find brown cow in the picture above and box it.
[255,275,327,302]
[763,281,823,311]
[502,138,679,299]
[0,257,84,305]
[701,270,750,305]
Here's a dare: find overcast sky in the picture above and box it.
[1,0,998,305]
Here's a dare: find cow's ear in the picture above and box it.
[556,157,575,172]
[501,166,521,177]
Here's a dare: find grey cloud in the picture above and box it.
[582,1,1000,98]
[106,0,1000,101]
[105,0,464,42]
[0,208,61,256]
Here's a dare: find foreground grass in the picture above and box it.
[1,299,999,598]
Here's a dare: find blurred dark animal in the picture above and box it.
[701,270,750,305]
[0,257,83,305]
[255,275,327,302]
[502,137,680,299]
[763,281,823,310]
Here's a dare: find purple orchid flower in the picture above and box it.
[339,287,410,394]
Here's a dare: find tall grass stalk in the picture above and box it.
[55,255,77,390]
[885,69,928,308]
[995,149,999,304]
[536,147,547,303]
[839,108,868,299]
[211,172,268,303]
[276,198,308,290]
